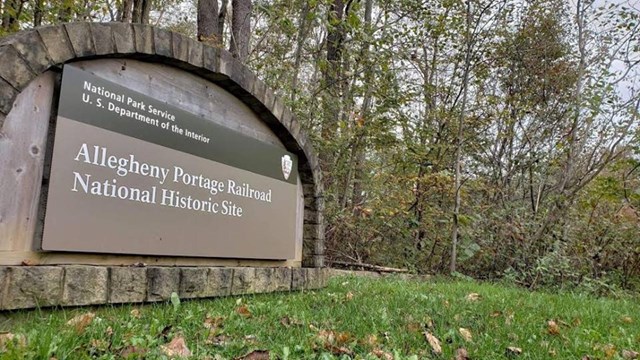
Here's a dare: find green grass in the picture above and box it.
[0,276,638,359]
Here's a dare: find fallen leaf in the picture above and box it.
[236,305,252,318]
[235,350,270,360]
[603,344,616,359]
[466,293,481,301]
[66,312,96,332]
[622,350,639,359]
[280,316,292,327]
[505,312,515,325]
[205,332,230,346]
[345,292,354,301]
[244,335,258,344]
[490,311,502,318]
[370,348,394,360]
[119,345,147,358]
[424,316,434,330]
[459,328,472,342]
[547,320,560,335]
[456,348,470,360]
[406,323,421,332]
[204,315,224,330]
[364,334,378,347]
[326,345,354,356]
[130,309,141,319]
[506,346,522,357]
[21,259,37,266]
[160,335,192,358]
[336,332,351,345]
[572,318,582,326]
[622,316,633,324]
[105,326,113,336]
[424,332,442,354]
[0,333,27,351]
[582,356,592,360]
[317,329,336,345]
[280,316,302,327]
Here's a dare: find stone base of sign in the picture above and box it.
[0,265,328,310]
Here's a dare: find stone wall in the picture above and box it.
[0,265,328,310]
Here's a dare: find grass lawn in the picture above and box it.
[0,275,638,359]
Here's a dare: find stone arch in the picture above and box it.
[0,22,323,268]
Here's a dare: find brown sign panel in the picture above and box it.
[41,65,298,259]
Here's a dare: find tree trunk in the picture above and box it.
[230,0,252,61]
[351,0,374,213]
[290,1,311,103]
[132,0,151,24]
[321,0,345,142]
[119,0,134,22]
[217,0,229,46]
[197,0,220,45]
[33,0,44,27]
[451,0,473,274]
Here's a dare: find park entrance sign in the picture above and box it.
[0,23,326,310]
[42,65,297,259]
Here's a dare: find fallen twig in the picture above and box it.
[329,260,409,273]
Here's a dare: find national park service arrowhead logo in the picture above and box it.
[281,154,292,180]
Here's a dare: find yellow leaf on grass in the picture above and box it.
[603,344,616,359]
[424,332,442,354]
[317,329,336,344]
[236,305,252,318]
[66,312,96,333]
[0,333,27,351]
[370,349,394,360]
[506,346,522,357]
[204,315,224,329]
[466,293,481,301]
[119,345,147,358]
[622,349,639,359]
[205,332,230,346]
[235,350,270,360]
[346,292,354,301]
[459,328,472,342]
[547,320,560,335]
[505,312,515,325]
[160,335,192,358]
[336,332,351,345]
[456,348,470,360]
[130,309,141,319]
[364,334,378,347]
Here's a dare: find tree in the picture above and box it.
[230,0,252,61]
[197,0,228,46]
